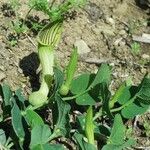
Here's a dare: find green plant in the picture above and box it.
[29,21,63,107]
[59,47,78,95]
[1,16,150,150]
[28,0,86,21]
[130,42,141,55]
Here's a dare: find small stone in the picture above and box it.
[114,38,123,46]
[0,66,5,71]
[105,16,115,26]
[0,71,6,81]
[74,39,91,56]
[18,68,23,74]
[119,41,126,46]
[119,30,126,35]
[142,54,150,60]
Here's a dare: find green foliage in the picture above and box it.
[49,93,71,140]
[85,106,94,145]
[59,47,78,95]
[11,98,25,148]
[102,114,136,150]
[0,62,149,149]
[73,133,96,150]
[30,124,51,149]
[130,42,141,55]
[25,109,44,128]
[71,73,91,95]
[28,0,86,21]
[1,4,150,148]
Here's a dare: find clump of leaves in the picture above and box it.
[0,61,149,149]
[1,9,150,149]
[130,42,141,55]
[28,0,86,21]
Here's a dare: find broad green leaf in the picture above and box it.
[30,124,51,149]
[71,74,91,95]
[0,129,6,145]
[108,114,125,145]
[50,93,71,140]
[85,106,94,145]
[15,89,26,103]
[73,133,96,150]
[54,67,64,91]
[11,98,25,142]
[101,83,112,118]
[121,102,148,119]
[137,76,150,104]
[102,138,136,150]
[15,88,26,109]
[31,144,64,150]
[117,86,131,105]
[76,93,96,105]
[2,84,12,106]
[90,64,111,88]
[25,109,44,128]
[15,89,25,103]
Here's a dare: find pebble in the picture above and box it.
[119,30,126,35]
[142,54,150,60]
[0,71,6,81]
[105,16,115,26]
[74,39,91,56]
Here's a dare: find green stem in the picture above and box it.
[29,45,53,106]
[62,88,90,101]
[85,106,95,145]
[110,96,136,113]
[109,82,126,108]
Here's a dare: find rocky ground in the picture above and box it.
[0,0,150,149]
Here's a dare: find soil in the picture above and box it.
[0,0,150,149]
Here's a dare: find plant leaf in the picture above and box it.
[102,138,136,150]
[108,114,125,145]
[73,133,96,150]
[50,93,71,140]
[0,129,6,146]
[30,124,51,149]
[11,97,25,142]
[70,74,91,95]
[137,76,150,104]
[121,102,148,119]
[85,106,94,145]
[15,89,25,103]
[54,67,64,91]
[2,84,12,106]
[65,47,78,87]
[25,109,44,128]
[110,83,131,107]
[90,64,111,88]
[76,93,96,106]
[31,143,64,150]
[101,83,112,118]
[15,88,26,109]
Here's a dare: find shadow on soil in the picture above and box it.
[19,52,40,91]
[135,0,150,9]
